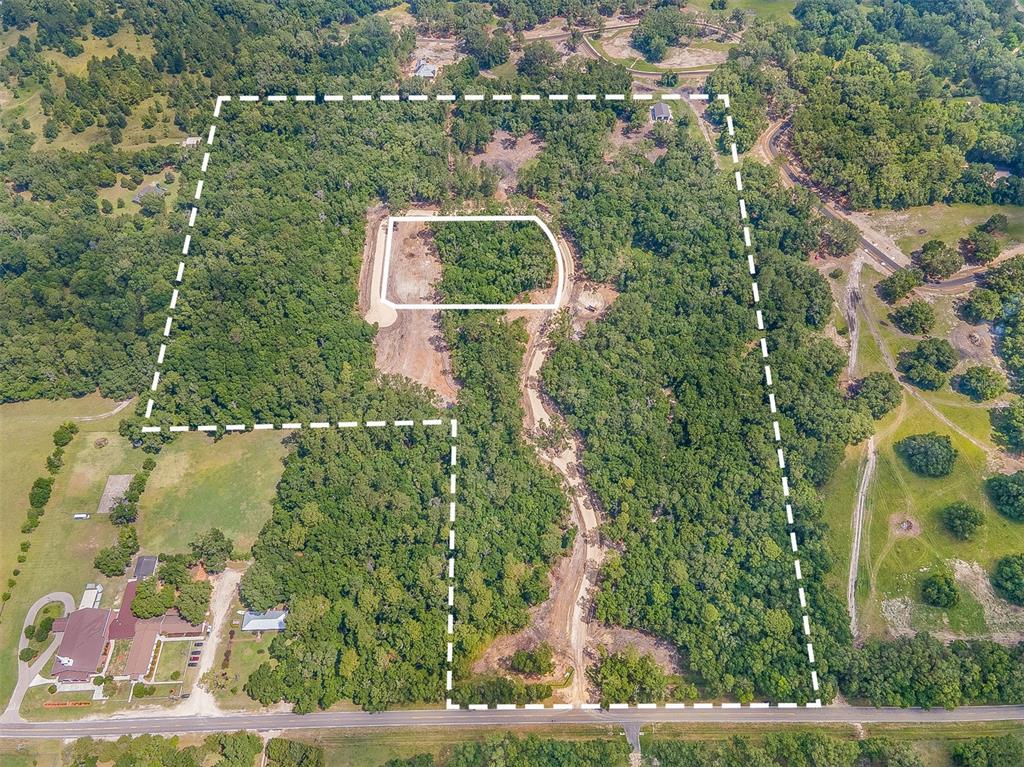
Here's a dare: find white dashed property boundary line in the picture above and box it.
[719,93,823,707]
[142,94,225,421]
[144,90,702,419]
[446,418,458,708]
[145,91,823,710]
[139,418,447,433]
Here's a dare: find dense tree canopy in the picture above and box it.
[433,221,553,304]
[896,433,957,477]
[4,0,1023,715]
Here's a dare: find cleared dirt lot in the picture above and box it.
[361,213,460,403]
[599,29,730,69]
[407,38,464,74]
[470,131,545,200]
[605,119,666,163]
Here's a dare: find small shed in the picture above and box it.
[134,555,158,580]
[650,102,672,123]
[182,136,202,147]
[241,610,288,632]
[131,184,166,205]
[413,60,437,79]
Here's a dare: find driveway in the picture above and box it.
[1,592,75,723]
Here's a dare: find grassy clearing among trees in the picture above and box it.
[138,431,288,554]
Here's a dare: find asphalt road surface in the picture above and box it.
[2,705,1024,739]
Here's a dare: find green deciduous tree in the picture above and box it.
[189,528,233,573]
[176,580,212,624]
[958,366,1007,402]
[853,372,902,419]
[916,239,963,280]
[131,577,175,619]
[921,573,959,608]
[891,300,935,335]
[992,555,1024,606]
[878,269,923,303]
[942,503,985,540]
[896,433,957,477]
[987,472,1024,522]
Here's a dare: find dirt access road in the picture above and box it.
[760,121,1023,295]
[464,233,610,703]
[359,206,610,701]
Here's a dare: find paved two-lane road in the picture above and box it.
[2,705,1023,739]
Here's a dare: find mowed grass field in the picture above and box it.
[138,431,289,555]
[820,266,1024,640]
[0,739,63,767]
[868,202,1024,256]
[860,395,1014,638]
[207,595,277,710]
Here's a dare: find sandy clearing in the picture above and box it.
[587,625,683,677]
[949,319,999,367]
[953,559,1024,643]
[471,131,545,200]
[408,38,463,73]
[605,120,666,164]
[360,209,459,403]
[600,29,729,69]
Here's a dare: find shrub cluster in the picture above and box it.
[110,456,156,526]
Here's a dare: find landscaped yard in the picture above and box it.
[138,431,289,556]
[0,394,143,707]
[205,600,277,710]
[19,601,66,664]
[96,164,184,217]
[153,640,191,683]
[106,639,132,677]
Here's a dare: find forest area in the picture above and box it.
[1,0,1023,715]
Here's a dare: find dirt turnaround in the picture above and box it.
[360,207,459,403]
